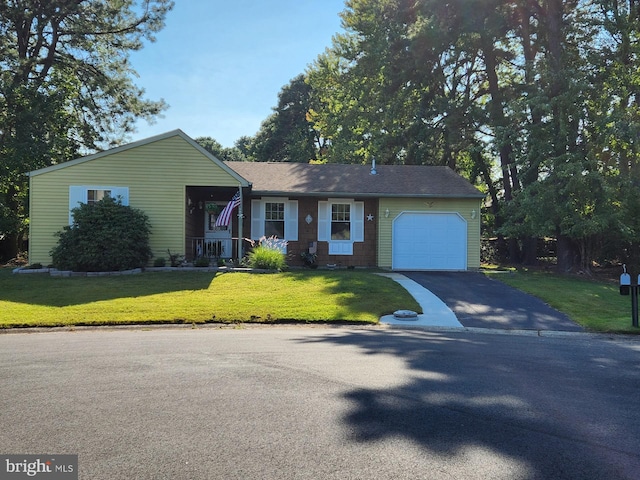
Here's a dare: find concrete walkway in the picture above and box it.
[378,273,463,328]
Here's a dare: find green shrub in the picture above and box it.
[193,256,211,267]
[50,197,152,272]
[153,257,166,267]
[246,237,288,271]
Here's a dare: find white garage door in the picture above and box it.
[392,212,467,270]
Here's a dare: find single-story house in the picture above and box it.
[27,129,485,270]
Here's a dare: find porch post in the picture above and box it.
[236,185,243,261]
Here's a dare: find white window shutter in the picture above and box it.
[318,201,329,241]
[353,201,364,242]
[251,199,264,239]
[285,200,298,241]
[69,186,85,224]
[112,187,129,206]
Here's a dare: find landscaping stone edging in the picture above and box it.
[12,266,276,276]
[13,267,145,277]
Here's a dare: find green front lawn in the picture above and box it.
[2,267,638,333]
[0,268,421,328]
[486,269,638,334]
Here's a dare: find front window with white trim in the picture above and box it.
[331,203,351,240]
[318,199,364,255]
[251,198,299,249]
[264,202,285,238]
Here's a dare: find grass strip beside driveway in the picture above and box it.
[0,269,421,328]
[487,270,638,333]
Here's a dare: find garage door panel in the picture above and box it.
[392,213,467,271]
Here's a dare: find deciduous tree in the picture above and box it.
[248,75,320,163]
[195,137,247,162]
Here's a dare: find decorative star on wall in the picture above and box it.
[367,214,374,221]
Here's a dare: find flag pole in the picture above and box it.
[236,185,243,262]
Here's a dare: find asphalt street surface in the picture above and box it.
[1,326,638,479]
[404,271,584,331]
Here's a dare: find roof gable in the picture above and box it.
[225,162,484,198]
[27,130,249,186]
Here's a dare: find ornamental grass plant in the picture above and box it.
[245,236,288,271]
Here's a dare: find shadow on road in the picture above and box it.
[298,329,640,479]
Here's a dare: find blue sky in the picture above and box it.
[129,0,346,147]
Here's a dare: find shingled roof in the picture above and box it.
[225,162,484,198]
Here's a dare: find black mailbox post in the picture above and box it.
[619,265,639,328]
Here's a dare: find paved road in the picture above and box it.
[404,271,584,331]
[1,326,639,479]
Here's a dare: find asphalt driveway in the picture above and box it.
[403,271,584,332]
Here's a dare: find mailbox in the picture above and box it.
[619,265,639,327]
[620,271,631,295]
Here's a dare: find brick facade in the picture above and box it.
[243,196,378,268]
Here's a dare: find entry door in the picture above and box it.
[204,202,232,258]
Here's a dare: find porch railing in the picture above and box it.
[189,237,233,260]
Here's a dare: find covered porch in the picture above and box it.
[184,186,247,263]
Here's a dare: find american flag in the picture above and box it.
[215,191,241,227]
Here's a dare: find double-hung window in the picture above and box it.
[69,186,129,224]
[251,198,299,251]
[318,199,364,255]
[264,202,285,238]
[331,204,351,240]
[87,189,111,205]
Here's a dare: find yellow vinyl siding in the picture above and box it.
[29,135,243,265]
[377,197,481,269]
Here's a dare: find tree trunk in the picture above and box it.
[480,32,518,200]
[556,234,580,273]
[522,237,538,265]
[518,2,544,188]
[479,30,526,264]
[474,149,513,263]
